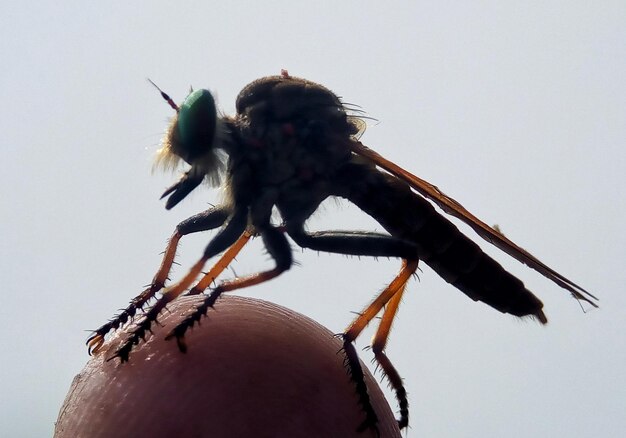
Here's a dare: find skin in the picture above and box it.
[55,295,401,438]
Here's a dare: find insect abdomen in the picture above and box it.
[334,160,547,323]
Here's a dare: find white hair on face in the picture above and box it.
[153,115,227,189]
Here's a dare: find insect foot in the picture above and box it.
[164,287,224,352]
[86,298,143,356]
[107,298,170,362]
[86,279,170,356]
[342,336,380,436]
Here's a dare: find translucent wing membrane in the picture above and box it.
[350,140,598,307]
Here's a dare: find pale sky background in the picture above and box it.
[1,1,624,437]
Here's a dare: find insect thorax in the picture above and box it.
[225,76,363,221]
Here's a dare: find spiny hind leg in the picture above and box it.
[343,259,418,430]
[87,207,230,355]
[286,225,418,260]
[341,338,380,435]
[370,275,412,429]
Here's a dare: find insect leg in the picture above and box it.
[287,223,420,432]
[87,206,231,355]
[342,339,380,435]
[370,260,418,429]
[186,230,254,295]
[164,225,292,352]
[286,226,418,259]
[108,209,247,362]
[342,259,418,430]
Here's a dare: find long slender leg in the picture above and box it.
[285,223,421,430]
[344,260,418,341]
[108,209,248,362]
[164,226,292,352]
[371,274,411,429]
[343,259,418,430]
[87,207,230,355]
[286,226,418,260]
[286,224,419,338]
[186,230,253,296]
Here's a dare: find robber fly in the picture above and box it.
[87,72,597,431]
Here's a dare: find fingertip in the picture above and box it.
[56,295,401,437]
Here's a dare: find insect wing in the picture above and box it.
[350,140,598,307]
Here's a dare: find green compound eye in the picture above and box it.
[177,89,218,163]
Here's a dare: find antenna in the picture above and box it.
[147,78,179,112]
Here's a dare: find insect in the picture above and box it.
[87,72,598,432]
